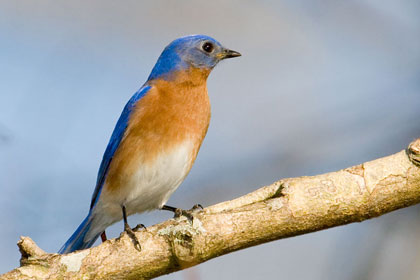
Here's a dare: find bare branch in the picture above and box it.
[1,139,420,280]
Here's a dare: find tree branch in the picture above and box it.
[2,139,420,280]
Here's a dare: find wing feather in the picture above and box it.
[89,85,151,209]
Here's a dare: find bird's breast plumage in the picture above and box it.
[99,68,211,215]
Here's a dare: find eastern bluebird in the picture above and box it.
[59,35,240,254]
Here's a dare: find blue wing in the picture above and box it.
[90,85,151,209]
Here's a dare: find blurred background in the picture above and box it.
[1,0,420,279]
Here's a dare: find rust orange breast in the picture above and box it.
[104,68,211,193]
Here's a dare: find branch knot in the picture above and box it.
[407,139,420,167]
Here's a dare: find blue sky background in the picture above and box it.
[1,1,420,279]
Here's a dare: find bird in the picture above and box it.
[58,35,241,254]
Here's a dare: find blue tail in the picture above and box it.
[58,212,100,254]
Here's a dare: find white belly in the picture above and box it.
[123,140,194,215]
[87,140,195,240]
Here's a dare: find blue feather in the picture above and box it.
[148,44,183,81]
[58,212,97,254]
[147,35,223,81]
[59,85,151,254]
[90,85,151,209]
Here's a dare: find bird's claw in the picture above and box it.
[190,204,203,212]
[132,223,147,232]
[124,224,141,251]
[173,204,204,222]
[173,208,192,221]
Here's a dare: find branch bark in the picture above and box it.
[2,139,420,280]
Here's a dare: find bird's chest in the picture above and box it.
[103,79,210,213]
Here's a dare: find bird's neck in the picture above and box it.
[148,67,210,86]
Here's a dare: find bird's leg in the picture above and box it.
[161,204,203,222]
[122,205,141,251]
[100,231,107,242]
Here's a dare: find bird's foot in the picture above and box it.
[124,223,141,251]
[132,223,147,232]
[162,204,203,222]
[190,204,204,212]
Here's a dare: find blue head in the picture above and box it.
[148,35,241,81]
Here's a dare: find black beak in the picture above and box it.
[222,49,242,59]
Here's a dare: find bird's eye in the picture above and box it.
[202,42,214,53]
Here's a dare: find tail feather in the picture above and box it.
[58,212,100,254]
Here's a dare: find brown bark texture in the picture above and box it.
[1,139,420,280]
